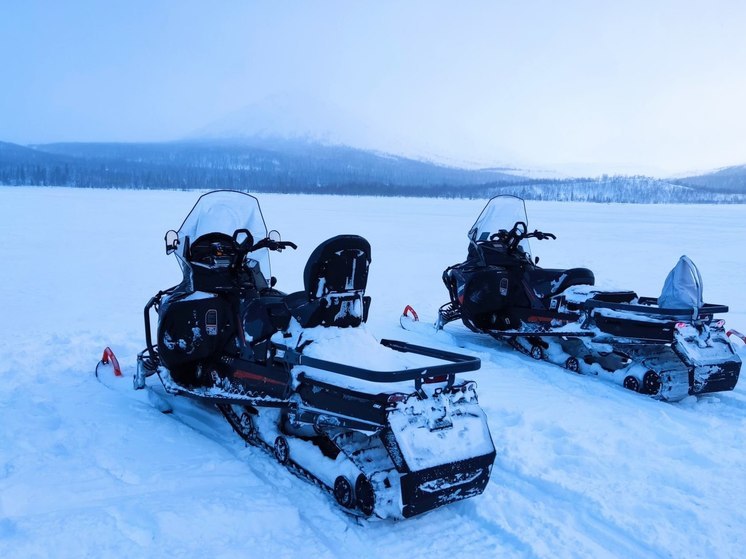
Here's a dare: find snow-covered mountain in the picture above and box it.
[4,138,521,193]
[192,92,372,147]
[679,164,746,194]
[189,92,522,172]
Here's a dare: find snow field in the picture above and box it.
[0,187,744,558]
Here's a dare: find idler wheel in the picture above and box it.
[641,371,661,395]
[623,375,640,392]
[239,411,254,437]
[274,436,290,465]
[334,476,355,509]
[355,474,375,516]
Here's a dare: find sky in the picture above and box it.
[1,0,745,175]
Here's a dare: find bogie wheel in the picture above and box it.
[641,371,661,395]
[565,357,580,373]
[623,375,640,392]
[334,476,356,509]
[239,411,254,437]
[274,436,290,465]
[530,345,544,360]
[355,474,375,516]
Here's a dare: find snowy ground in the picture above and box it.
[1,187,744,559]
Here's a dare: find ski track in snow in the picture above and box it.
[1,187,745,559]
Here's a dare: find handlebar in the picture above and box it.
[228,230,298,273]
[250,238,298,252]
[488,222,556,253]
[532,231,556,241]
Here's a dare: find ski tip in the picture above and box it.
[402,305,419,322]
[98,346,123,377]
[726,329,746,346]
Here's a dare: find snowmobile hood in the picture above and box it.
[469,195,532,257]
[174,190,272,278]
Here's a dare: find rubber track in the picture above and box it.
[216,404,369,518]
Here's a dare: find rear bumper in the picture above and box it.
[676,332,742,395]
[400,451,495,518]
[691,358,741,394]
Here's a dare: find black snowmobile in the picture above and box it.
[133,190,495,518]
[403,195,741,401]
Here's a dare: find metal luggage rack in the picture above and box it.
[275,338,481,389]
[584,296,729,322]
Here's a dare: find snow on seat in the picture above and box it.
[525,267,595,298]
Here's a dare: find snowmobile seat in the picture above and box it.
[285,235,372,328]
[526,267,595,299]
[244,295,292,344]
[589,291,637,304]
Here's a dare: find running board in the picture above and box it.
[487,329,595,339]
[159,375,291,408]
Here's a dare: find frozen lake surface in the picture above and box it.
[0,187,744,558]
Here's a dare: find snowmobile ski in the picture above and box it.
[96,347,173,414]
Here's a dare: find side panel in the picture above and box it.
[157,292,236,372]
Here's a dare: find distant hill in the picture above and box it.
[679,165,746,194]
[1,139,745,203]
[478,175,746,203]
[0,141,76,165]
[0,138,519,194]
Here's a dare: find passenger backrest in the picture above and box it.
[304,235,371,299]
[288,235,372,328]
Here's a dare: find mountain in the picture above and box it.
[1,139,745,202]
[0,141,75,165]
[191,92,489,169]
[679,164,746,194]
[191,93,371,148]
[0,138,521,194]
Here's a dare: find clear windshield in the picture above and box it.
[468,195,532,257]
[175,190,271,277]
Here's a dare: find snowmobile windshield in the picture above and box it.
[468,195,532,257]
[176,190,271,277]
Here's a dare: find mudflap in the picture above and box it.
[384,384,496,517]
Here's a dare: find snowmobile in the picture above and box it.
[131,190,495,519]
[403,195,741,402]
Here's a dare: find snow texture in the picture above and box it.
[1,187,745,559]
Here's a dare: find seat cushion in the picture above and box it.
[526,267,595,298]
